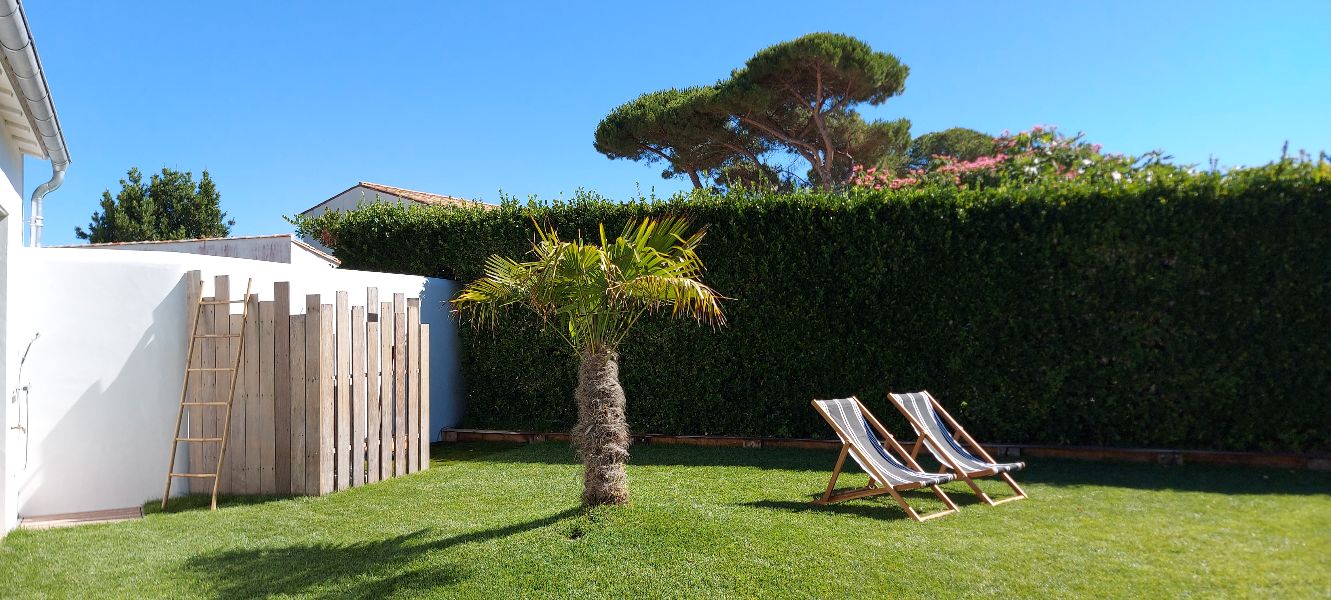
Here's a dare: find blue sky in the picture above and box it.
[25,1,1331,246]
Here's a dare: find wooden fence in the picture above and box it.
[182,273,430,496]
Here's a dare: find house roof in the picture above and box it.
[0,1,69,164]
[300,181,494,216]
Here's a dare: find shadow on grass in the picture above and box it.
[146,493,291,515]
[184,507,581,599]
[741,485,965,522]
[458,441,1331,496]
[467,441,839,472]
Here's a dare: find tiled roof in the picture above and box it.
[356,181,483,208]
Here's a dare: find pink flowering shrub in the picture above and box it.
[851,125,1178,191]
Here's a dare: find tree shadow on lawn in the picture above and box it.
[463,442,1331,496]
[184,507,581,599]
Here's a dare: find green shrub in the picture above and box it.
[298,161,1331,452]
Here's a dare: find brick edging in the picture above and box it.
[441,428,1331,472]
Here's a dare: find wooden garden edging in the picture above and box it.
[440,428,1331,472]
[182,273,430,497]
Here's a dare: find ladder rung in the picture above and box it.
[175,437,224,442]
[193,334,242,338]
[182,402,230,406]
[169,473,218,478]
[187,367,236,372]
[200,299,246,305]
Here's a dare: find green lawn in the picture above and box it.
[2,442,1328,598]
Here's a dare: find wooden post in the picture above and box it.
[304,295,323,495]
[351,305,367,487]
[259,300,276,495]
[273,282,292,494]
[366,294,382,485]
[378,301,393,480]
[419,323,431,470]
[180,271,203,498]
[406,299,421,473]
[393,309,407,477]
[289,314,306,495]
[210,276,230,490]
[228,311,244,494]
[240,294,260,494]
[335,291,351,491]
[189,288,208,494]
[319,302,336,495]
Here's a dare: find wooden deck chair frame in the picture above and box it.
[890,390,1027,506]
[810,397,960,522]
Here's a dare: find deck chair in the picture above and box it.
[810,397,960,522]
[887,391,1028,506]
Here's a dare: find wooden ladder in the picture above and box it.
[161,277,253,510]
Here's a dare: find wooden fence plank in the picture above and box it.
[210,276,230,490]
[378,302,393,480]
[351,306,367,487]
[319,302,336,495]
[179,272,202,498]
[366,295,381,484]
[239,295,258,494]
[394,310,407,477]
[407,301,421,473]
[304,295,323,495]
[335,291,350,491]
[289,314,306,496]
[228,311,245,495]
[273,282,292,494]
[189,292,210,494]
[259,300,276,495]
[419,323,430,470]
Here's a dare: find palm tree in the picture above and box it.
[452,216,725,506]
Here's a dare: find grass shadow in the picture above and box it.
[459,442,1331,497]
[1015,457,1331,496]
[146,493,293,515]
[740,491,957,522]
[184,507,581,599]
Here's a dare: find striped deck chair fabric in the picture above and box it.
[890,392,1025,475]
[888,391,1028,505]
[816,398,955,487]
[810,397,960,521]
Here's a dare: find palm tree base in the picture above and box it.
[573,348,631,506]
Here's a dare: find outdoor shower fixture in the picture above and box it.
[8,333,37,469]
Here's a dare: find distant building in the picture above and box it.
[299,181,493,254]
[54,233,339,269]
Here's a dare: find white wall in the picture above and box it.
[78,235,338,268]
[0,125,24,534]
[11,248,462,518]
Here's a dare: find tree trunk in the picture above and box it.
[573,347,631,506]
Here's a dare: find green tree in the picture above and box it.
[452,217,725,506]
[906,127,997,170]
[594,86,768,189]
[806,111,911,186]
[75,167,233,243]
[721,33,910,187]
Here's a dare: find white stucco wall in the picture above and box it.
[73,235,338,268]
[0,119,24,534]
[10,248,461,519]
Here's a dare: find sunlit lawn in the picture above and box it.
[1,442,1328,598]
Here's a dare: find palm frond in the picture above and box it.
[452,216,725,353]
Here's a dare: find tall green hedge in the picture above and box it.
[302,164,1331,452]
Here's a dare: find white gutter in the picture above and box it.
[0,0,68,247]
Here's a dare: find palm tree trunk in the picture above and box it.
[573,347,630,506]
